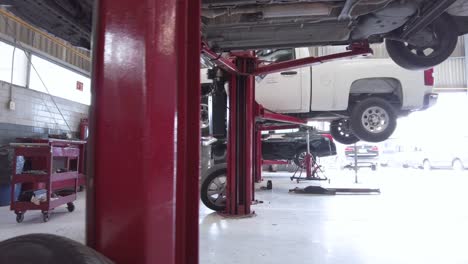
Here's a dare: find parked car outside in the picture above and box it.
[402,141,468,171]
[341,144,380,171]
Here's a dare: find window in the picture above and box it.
[0,42,28,87]
[257,49,295,63]
[29,55,91,105]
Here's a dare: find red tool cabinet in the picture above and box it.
[10,139,86,223]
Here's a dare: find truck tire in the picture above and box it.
[200,166,227,211]
[0,234,112,264]
[386,13,458,70]
[330,119,360,145]
[350,97,396,143]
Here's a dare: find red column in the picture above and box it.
[87,0,200,263]
[225,55,256,216]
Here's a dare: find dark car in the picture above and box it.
[342,144,379,170]
[212,132,337,167]
[3,1,468,70]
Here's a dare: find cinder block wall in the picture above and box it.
[0,81,89,145]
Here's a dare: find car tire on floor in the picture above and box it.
[0,234,112,264]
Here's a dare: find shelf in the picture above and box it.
[52,147,80,157]
[14,147,51,157]
[51,171,79,182]
[11,201,46,211]
[12,174,48,184]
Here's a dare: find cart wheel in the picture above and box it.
[42,212,49,222]
[67,203,75,212]
[15,213,24,223]
[266,180,273,190]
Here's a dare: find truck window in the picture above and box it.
[258,49,295,63]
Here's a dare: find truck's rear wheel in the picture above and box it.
[350,97,396,143]
[330,119,360,145]
[386,13,458,70]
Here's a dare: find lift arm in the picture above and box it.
[201,41,373,76]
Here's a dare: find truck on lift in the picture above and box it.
[203,48,437,144]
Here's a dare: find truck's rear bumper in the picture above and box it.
[422,93,438,110]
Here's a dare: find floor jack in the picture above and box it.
[290,128,329,183]
[289,140,381,195]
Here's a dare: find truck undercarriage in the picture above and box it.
[1,0,467,69]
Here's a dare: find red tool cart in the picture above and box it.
[10,138,86,223]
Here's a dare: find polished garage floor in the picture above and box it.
[1,168,468,264]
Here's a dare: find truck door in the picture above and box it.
[255,48,310,113]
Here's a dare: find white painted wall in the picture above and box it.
[0,81,88,132]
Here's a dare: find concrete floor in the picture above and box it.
[1,168,468,263]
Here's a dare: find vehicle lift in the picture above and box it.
[202,41,375,216]
[0,2,382,263]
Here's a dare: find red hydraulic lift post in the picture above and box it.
[225,52,256,216]
[203,42,372,217]
[87,0,200,263]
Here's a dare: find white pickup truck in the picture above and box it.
[202,47,437,144]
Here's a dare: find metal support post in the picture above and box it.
[354,143,359,184]
[87,0,200,263]
[254,126,263,183]
[305,128,312,178]
[225,54,256,216]
[464,34,468,89]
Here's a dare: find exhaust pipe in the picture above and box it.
[202,3,332,19]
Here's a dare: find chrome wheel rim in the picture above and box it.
[361,106,389,134]
[207,174,227,207]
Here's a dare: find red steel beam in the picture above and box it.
[258,112,307,126]
[225,54,256,216]
[254,42,373,76]
[262,160,289,165]
[201,45,241,75]
[255,103,307,125]
[226,74,238,214]
[88,0,199,263]
[258,124,301,131]
[175,1,201,263]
